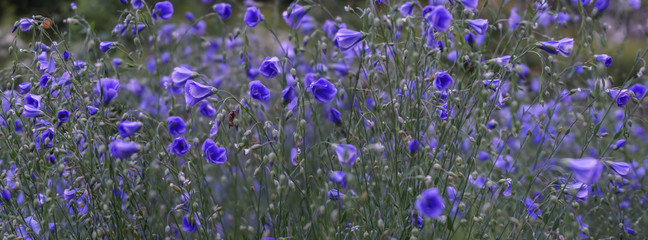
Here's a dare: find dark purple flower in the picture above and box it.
[335,144,357,168]
[329,171,347,188]
[610,139,626,150]
[15,18,33,32]
[97,78,120,105]
[152,1,174,21]
[259,57,282,79]
[328,108,342,124]
[182,214,200,232]
[99,41,115,53]
[425,6,452,32]
[478,151,490,161]
[333,29,364,52]
[594,0,609,11]
[18,82,31,95]
[118,121,142,138]
[400,1,415,16]
[594,54,612,67]
[468,19,488,35]
[1,189,11,201]
[87,106,98,115]
[169,137,190,156]
[22,94,41,118]
[57,109,70,122]
[608,89,631,107]
[213,3,232,19]
[36,128,54,150]
[323,20,346,39]
[408,139,419,154]
[281,86,295,104]
[629,84,646,98]
[131,0,144,9]
[199,101,216,118]
[433,71,453,91]
[524,198,542,219]
[202,139,226,165]
[282,3,307,29]
[14,119,23,132]
[415,188,445,219]
[249,80,271,102]
[568,157,603,185]
[167,116,186,137]
[328,189,343,200]
[311,78,337,103]
[244,6,264,28]
[185,80,215,107]
[109,139,140,159]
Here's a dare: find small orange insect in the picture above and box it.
[42,18,53,30]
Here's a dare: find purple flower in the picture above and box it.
[244,6,264,28]
[335,144,357,168]
[628,0,640,9]
[22,94,42,118]
[185,80,215,107]
[329,171,347,188]
[408,139,419,154]
[18,82,31,95]
[87,106,98,115]
[608,89,631,107]
[524,198,542,219]
[249,80,271,102]
[169,137,190,156]
[328,108,342,124]
[433,71,453,91]
[182,214,200,232]
[333,29,364,52]
[425,6,452,32]
[99,41,115,53]
[57,109,70,122]
[1,189,11,201]
[556,12,570,26]
[468,19,488,35]
[399,1,415,16]
[415,188,445,219]
[202,139,226,165]
[328,189,343,200]
[311,78,337,103]
[539,38,574,57]
[323,20,346,39]
[97,78,120,105]
[36,128,54,150]
[15,18,33,32]
[213,3,232,19]
[152,1,174,21]
[495,155,515,173]
[478,151,490,161]
[282,3,307,29]
[172,65,197,87]
[167,116,187,137]
[118,121,142,138]
[629,84,646,98]
[281,86,295,104]
[572,0,591,5]
[568,157,603,185]
[462,0,478,11]
[608,161,632,177]
[509,8,520,30]
[131,0,144,9]
[199,101,216,118]
[594,0,609,12]
[259,57,282,79]
[610,139,626,150]
[109,139,140,159]
[594,54,612,67]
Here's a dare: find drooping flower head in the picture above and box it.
[202,139,227,165]
[282,3,307,29]
[169,137,190,156]
[109,139,140,159]
[462,0,478,11]
[97,78,120,105]
[311,78,337,103]
[538,38,574,57]
[468,19,488,35]
[185,80,215,106]
[259,57,282,79]
[568,157,603,185]
[244,6,264,28]
[249,80,271,102]
[333,29,364,52]
[213,3,232,19]
[171,65,197,87]
[594,54,612,67]
[152,1,174,21]
[425,6,452,32]
[415,188,445,219]
[335,144,357,168]
[118,121,142,138]
[167,116,187,137]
